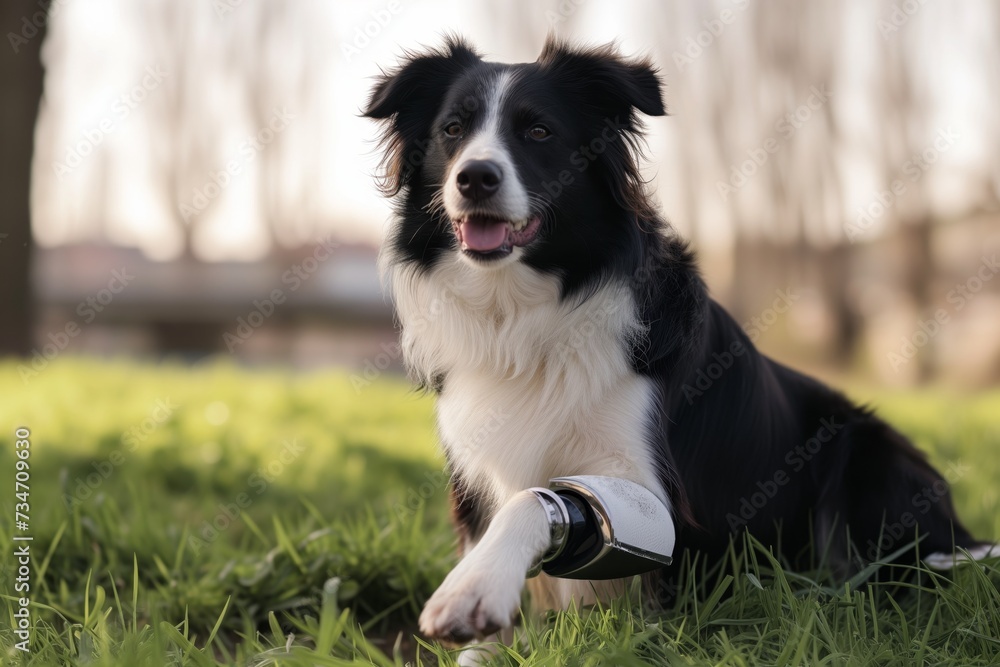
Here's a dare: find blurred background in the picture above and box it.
[2,2,1000,662]
[2,0,999,386]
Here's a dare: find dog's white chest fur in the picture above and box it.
[387,255,666,516]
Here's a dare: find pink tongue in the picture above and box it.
[460,218,508,252]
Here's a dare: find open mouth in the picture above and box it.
[452,214,542,260]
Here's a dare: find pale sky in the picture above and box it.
[30,0,998,261]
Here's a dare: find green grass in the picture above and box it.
[0,358,998,666]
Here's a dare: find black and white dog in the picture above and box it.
[365,36,991,653]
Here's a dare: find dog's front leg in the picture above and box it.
[419,489,550,644]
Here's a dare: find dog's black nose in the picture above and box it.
[456,160,502,200]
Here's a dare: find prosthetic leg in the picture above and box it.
[528,475,676,579]
[420,475,677,662]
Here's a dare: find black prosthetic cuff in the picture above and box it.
[539,490,604,577]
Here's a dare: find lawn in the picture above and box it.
[1,358,999,666]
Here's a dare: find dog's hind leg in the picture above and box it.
[817,418,986,572]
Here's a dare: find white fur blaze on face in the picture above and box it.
[443,71,531,242]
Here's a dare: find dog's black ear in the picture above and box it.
[538,37,664,219]
[364,36,481,195]
[538,37,666,120]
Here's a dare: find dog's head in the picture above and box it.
[365,36,665,276]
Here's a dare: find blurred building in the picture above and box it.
[32,242,398,370]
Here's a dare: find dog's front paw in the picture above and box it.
[419,565,522,645]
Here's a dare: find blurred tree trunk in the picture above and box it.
[0,1,47,355]
[818,244,860,364]
[900,219,934,381]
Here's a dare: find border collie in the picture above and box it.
[364,36,991,653]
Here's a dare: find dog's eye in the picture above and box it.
[444,122,463,138]
[527,125,551,141]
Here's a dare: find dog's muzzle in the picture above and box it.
[527,475,676,580]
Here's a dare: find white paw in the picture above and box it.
[419,562,523,645]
